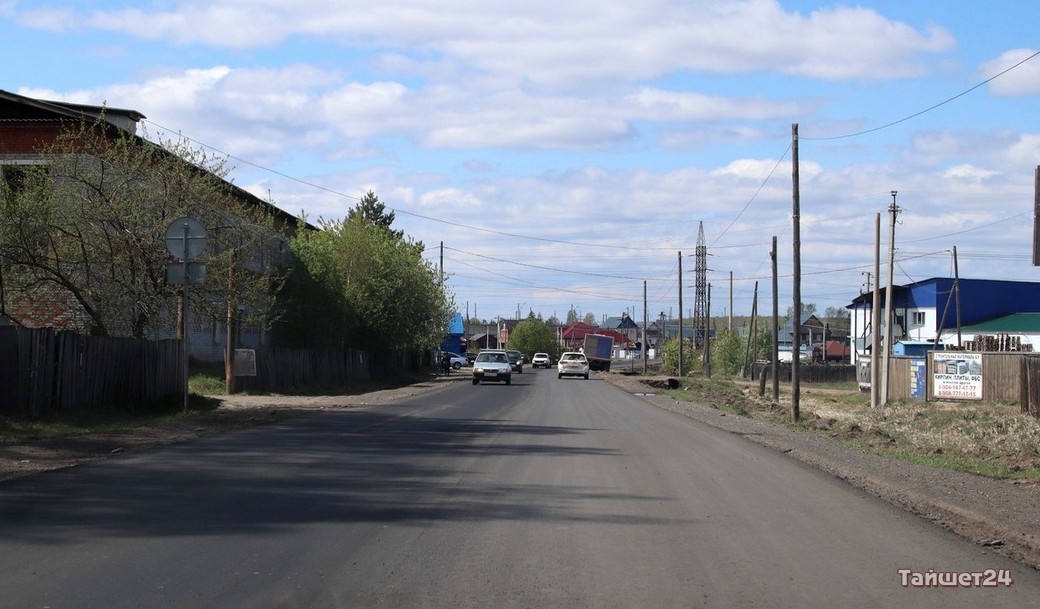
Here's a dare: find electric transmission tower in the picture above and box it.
[693,222,708,349]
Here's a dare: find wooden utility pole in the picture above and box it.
[1034,165,1040,266]
[791,123,801,422]
[225,250,237,395]
[771,236,779,401]
[745,282,759,377]
[954,245,962,348]
[643,280,648,374]
[677,251,683,376]
[705,283,712,377]
[728,271,733,332]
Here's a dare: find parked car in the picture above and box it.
[441,351,468,370]
[557,351,589,379]
[465,352,479,365]
[506,350,524,374]
[531,352,551,368]
[472,350,512,385]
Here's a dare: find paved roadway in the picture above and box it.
[3,369,1040,608]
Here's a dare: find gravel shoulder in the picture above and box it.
[3,370,1039,571]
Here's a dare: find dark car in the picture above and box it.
[506,350,524,374]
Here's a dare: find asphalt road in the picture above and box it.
[2,369,1040,608]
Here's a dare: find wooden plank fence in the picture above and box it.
[0,326,181,418]
[751,362,858,384]
[234,346,421,393]
[1021,356,1040,417]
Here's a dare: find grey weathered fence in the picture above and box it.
[752,362,858,383]
[232,345,421,393]
[0,326,181,418]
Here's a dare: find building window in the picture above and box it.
[912,311,925,326]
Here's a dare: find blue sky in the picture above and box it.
[4,0,1040,324]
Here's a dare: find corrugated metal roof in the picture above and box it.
[956,312,1040,334]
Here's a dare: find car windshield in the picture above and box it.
[477,352,507,364]
[562,353,584,361]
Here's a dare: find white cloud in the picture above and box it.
[24,0,953,86]
[979,49,1040,96]
[13,6,77,31]
[941,164,1001,183]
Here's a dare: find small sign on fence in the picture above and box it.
[932,352,983,400]
[234,349,257,377]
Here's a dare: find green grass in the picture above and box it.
[658,373,1040,480]
[190,371,227,395]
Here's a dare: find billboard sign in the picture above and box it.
[931,352,982,400]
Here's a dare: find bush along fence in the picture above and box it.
[0,325,182,419]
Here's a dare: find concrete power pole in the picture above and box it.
[881,191,900,406]
[871,213,881,409]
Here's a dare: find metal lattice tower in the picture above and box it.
[693,222,708,348]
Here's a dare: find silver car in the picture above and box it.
[472,350,512,385]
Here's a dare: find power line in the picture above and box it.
[804,51,1040,141]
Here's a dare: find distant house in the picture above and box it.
[440,313,464,354]
[847,278,1040,364]
[600,313,640,347]
[560,323,626,352]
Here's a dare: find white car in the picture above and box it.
[557,352,590,380]
[441,351,468,370]
[531,353,551,368]
[472,350,512,385]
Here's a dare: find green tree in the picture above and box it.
[660,337,699,376]
[710,329,744,375]
[276,214,452,350]
[786,302,817,321]
[272,222,349,347]
[507,318,560,361]
[347,190,404,241]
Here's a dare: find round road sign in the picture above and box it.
[165,216,208,260]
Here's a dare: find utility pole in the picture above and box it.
[881,191,900,406]
[678,250,684,376]
[771,236,779,401]
[871,213,881,408]
[705,283,712,377]
[643,280,648,374]
[728,271,733,332]
[439,241,444,284]
[954,245,962,347]
[791,123,801,422]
